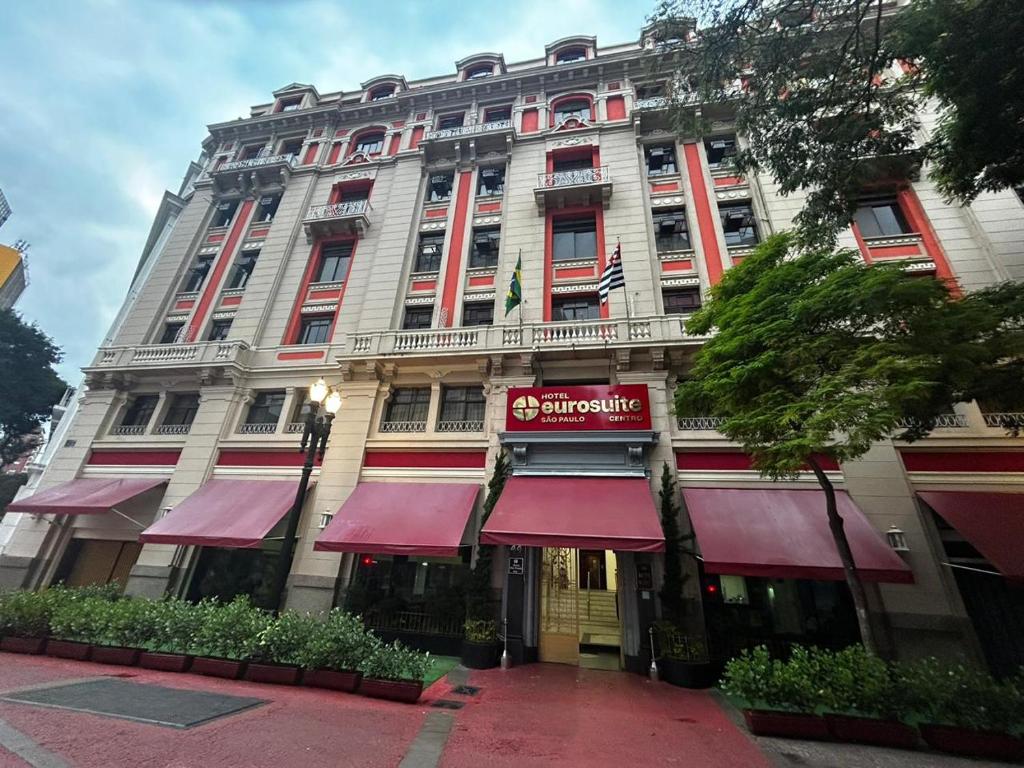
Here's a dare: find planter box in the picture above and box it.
[743,710,831,741]
[920,723,1024,761]
[245,662,302,686]
[191,656,247,680]
[302,669,362,693]
[461,640,500,670]
[138,652,192,673]
[824,714,918,749]
[660,657,720,689]
[46,639,92,661]
[90,646,141,667]
[359,677,424,704]
[0,636,47,655]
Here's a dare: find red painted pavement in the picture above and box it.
[439,664,771,768]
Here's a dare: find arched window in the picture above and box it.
[553,98,591,123]
[369,86,395,101]
[353,131,386,156]
[555,47,587,64]
[466,65,493,79]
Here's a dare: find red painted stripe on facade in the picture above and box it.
[283,235,357,344]
[870,244,923,258]
[425,208,448,219]
[521,109,539,133]
[302,143,319,165]
[683,143,725,285]
[187,199,255,341]
[327,143,342,165]
[896,187,960,296]
[248,228,270,238]
[412,280,437,291]
[217,450,322,467]
[276,350,326,361]
[660,260,694,272]
[391,121,406,129]
[439,170,474,327]
[713,176,745,187]
[308,289,342,301]
[87,449,182,466]
[206,233,225,243]
[387,134,400,156]
[554,266,596,279]
[899,451,1024,473]
[676,451,840,472]
[409,126,424,149]
[173,300,195,311]
[468,275,494,287]
[220,295,242,307]
[651,182,680,193]
[606,95,626,120]
[363,450,487,469]
[478,202,501,213]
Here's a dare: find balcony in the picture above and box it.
[303,199,372,241]
[534,166,612,211]
[633,92,701,131]
[238,423,277,435]
[437,419,484,433]
[210,153,299,192]
[89,340,250,372]
[154,424,192,436]
[677,416,726,431]
[379,420,428,433]
[420,119,515,161]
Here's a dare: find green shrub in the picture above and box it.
[188,597,270,660]
[0,589,52,638]
[655,621,707,662]
[256,611,317,666]
[297,610,375,672]
[49,596,109,643]
[139,598,202,654]
[463,618,498,643]
[359,639,430,682]
[721,645,826,713]
[818,644,907,719]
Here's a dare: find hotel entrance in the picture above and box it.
[539,547,622,669]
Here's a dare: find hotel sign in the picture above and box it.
[506,384,652,432]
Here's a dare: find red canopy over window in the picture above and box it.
[918,491,1024,581]
[7,477,167,516]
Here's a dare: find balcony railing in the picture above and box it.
[303,199,372,239]
[92,341,250,370]
[111,425,146,436]
[677,416,726,430]
[982,412,1024,430]
[284,422,306,434]
[437,420,484,433]
[238,423,277,435]
[305,199,371,221]
[218,154,298,173]
[424,119,513,142]
[537,165,610,189]
[363,610,463,637]
[154,424,191,436]
[379,420,427,433]
[895,413,968,429]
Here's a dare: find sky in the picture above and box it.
[0,0,654,382]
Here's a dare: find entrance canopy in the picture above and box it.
[918,491,1024,581]
[314,482,480,557]
[683,487,913,583]
[139,479,302,548]
[7,477,167,516]
[481,476,664,552]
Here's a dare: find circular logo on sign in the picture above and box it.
[511,395,540,422]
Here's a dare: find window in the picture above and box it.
[439,387,486,424]
[853,198,911,238]
[298,315,333,345]
[552,295,600,321]
[291,395,317,424]
[705,135,738,168]
[437,113,465,130]
[470,227,500,268]
[462,302,494,327]
[477,166,505,196]
[255,195,281,223]
[653,208,690,251]
[162,394,200,426]
[719,203,760,247]
[279,137,304,157]
[159,322,184,344]
[403,306,434,330]
[246,391,286,425]
[416,233,445,273]
[212,200,238,228]
[646,145,678,176]
[428,171,454,202]
[552,216,597,261]
[384,388,431,425]
[553,99,590,123]
[635,83,666,100]
[552,155,593,173]
[663,287,702,314]
[484,105,512,123]
[226,249,259,289]
[278,96,302,112]
[369,86,395,101]
[183,254,214,292]
[555,47,586,64]
[238,144,263,161]
[315,242,353,283]
[466,65,493,79]
[121,395,158,427]
[354,132,385,155]
[207,319,233,341]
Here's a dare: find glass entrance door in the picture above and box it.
[539,547,579,664]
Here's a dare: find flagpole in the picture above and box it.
[517,249,523,345]
[619,239,631,327]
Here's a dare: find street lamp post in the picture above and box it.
[269,377,342,611]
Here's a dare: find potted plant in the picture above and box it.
[0,589,52,654]
[461,618,500,670]
[358,640,430,703]
[299,610,371,693]
[897,658,1024,761]
[188,597,268,679]
[47,595,104,661]
[246,611,311,685]
[818,645,918,748]
[138,599,200,672]
[722,646,831,740]
[655,622,718,688]
[90,598,154,666]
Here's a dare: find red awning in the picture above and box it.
[480,476,665,552]
[314,482,479,557]
[918,491,1024,581]
[6,477,167,515]
[682,487,913,583]
[139,479,302,548]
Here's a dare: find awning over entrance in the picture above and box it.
[6,477,167,516]
[682,487,913,583]
[138,479,302,548]
[917,491,1024,581]
[314,482,480,557]
[480,476,665,552]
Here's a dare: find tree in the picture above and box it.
[0,310,66,467]
[464,452,511,633]
[657,462,689,624]
[647,0,1024,245]
[675,233,1024,652]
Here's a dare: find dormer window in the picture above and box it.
[554,99,590,123]
[555,47,587,64]
[277,96,302,112]
[354,132,385,155]
[369,86,395,101]
[429,171,455,203]
[466,65,493,79]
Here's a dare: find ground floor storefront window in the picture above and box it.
[186,543,282,611]
[53,539,141,591]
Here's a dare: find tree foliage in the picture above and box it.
[0,310,66,467]
[647,0,1024,244]
[657,462,689,624]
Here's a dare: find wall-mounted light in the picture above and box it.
[318,510,334,530]
[886,524,909,552]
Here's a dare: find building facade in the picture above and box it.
[3,26,1023,676]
